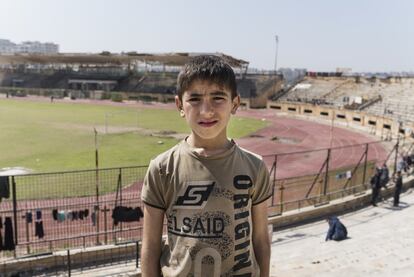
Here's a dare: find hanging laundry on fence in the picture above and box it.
[0,217,3,251]
[35,221,44,239]
[112,206,144,226]
[26,211,33,223]
[4,217,15,251]
[0,176,10,202]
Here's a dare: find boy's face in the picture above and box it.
[175,79,240,147]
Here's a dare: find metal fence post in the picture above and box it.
[11,176,18,246]
[323,148,331,196]
[271,155,277,206]
[280,183,284,214]
[119,168,123,207]
[136,241,140,269]
[118,168,123,236]
[362,143,369,187]
[103,206,109,245]
[394,136,400,174]
[95,130,100,245]
[67,249,71,277]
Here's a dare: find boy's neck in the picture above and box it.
[186,134,233,157]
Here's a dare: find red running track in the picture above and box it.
[235,109,388,179]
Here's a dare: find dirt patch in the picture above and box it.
[271,136,301,144]
[0,167,33,176]
[151,130,187,140]
[50,122,188,139]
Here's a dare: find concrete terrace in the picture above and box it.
[270,186,414,277]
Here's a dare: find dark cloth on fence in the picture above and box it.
[326,216,348,241]
[4,217,15,250]
[26,211,32,223]
[91,211,96,226]
[72,211,79,221]
[35,221,44,239]
[56,210,89,222]
[0,176,10,201]
[0,217,3,251]
[112,206,144,226]
[394,175,403,207]
[52,209,58,221]
[36,209,42,220]
[57,210,65,222]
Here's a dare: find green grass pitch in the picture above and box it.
[0,98,268,173]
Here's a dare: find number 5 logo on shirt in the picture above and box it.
[174,181,215,209]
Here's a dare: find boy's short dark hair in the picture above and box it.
[176,55,238,100]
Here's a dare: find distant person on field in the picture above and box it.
[380,163,389,188]
[325,216,348,241]
[406,154,412,168]
[397,157,408,173]
[370,168,382,206]
[393,171,403,207]
[141,55,272,277]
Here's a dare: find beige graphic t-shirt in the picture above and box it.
[141,140,272,277]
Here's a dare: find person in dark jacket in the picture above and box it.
[393,171,403,207]
[380,163,389,188]
[370,168,382,206]
[325,216,348,241]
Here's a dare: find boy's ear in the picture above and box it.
[231,95,240,114]
[175,96,185,117]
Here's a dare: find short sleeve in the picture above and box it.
[251,161,272,205]
[141,159,166,210]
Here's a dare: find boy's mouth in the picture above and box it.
[198,120,218,127]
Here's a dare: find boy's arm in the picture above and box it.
[252,201,271,277]
[141,204,165,277]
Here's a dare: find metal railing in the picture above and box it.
[0,166,147,260]
[265,139,409,216]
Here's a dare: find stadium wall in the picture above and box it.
[267,101,414,139]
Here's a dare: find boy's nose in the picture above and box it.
[200,100,214,116]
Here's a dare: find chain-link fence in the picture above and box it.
[0,166,147,260]
[266,140,406,216]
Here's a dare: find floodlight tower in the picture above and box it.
[274,35,279,73]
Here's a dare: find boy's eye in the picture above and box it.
[188,97,200,102]
[213,97,225,101]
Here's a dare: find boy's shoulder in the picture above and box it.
[234,144,265,167]
[236,145,263,160]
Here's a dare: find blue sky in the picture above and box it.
[1,0,413,72]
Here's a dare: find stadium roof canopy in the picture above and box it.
[0,52,249,68]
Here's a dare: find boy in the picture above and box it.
[141,55,272,277]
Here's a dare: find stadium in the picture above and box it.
[0,51,413,276]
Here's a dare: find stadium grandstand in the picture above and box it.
[278,72,414,124]
[0,52,283,108]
